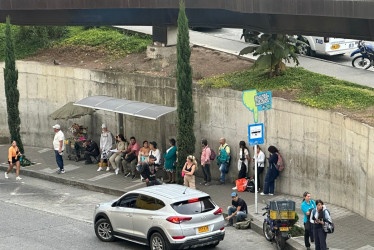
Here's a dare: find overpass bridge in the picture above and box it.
[1,0,374,40]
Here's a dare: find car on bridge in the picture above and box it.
[93,184,225,249]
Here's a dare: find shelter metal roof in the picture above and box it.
[74,95,176,120]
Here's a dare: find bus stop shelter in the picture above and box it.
[74,95,176,151]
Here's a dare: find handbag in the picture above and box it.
[235,178,248,192]
[181,171,185,177]
[125,153,136,162]
[323,221,334,234]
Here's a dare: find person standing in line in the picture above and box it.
[301,191,316,250]
[109,134,127,175]
[97,124,113,172]
[53,124,65,174]
[164,138,177,183]
[260,145,279,195]
[5,140,22,180]
[217,137,231,185]
[237,141,250,179]
[200,139,212,186]
[253,145,265,191]
[310,200,331,250]
[182,155,197,189]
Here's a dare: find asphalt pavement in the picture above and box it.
[117,26,374,89]
[1,145,373,250]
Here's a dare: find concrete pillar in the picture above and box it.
[152,26,177,46]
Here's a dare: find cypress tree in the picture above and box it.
[176,1,196,183]
[4,17,24,153]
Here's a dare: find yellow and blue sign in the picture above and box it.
[242,90,272,123]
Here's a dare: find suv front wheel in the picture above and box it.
[150,232,170,250]
[95,218,115,242]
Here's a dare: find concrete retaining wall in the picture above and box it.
[0,61,373,221]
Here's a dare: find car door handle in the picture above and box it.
[148,217,153,220]
[127,214,133,217]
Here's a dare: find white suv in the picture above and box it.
[93,184,225,249]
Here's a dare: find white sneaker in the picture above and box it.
[115,169,119,175]
[97,167,103,172]
[106,167,110,171]
[269,193,274,196]
[16,176,22,181]
[4,172,9,179]
[232,186,238,190]
[260,192,266,196]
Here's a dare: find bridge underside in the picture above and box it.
[1,8,374,40]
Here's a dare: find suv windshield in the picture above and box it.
[171,197,215,215]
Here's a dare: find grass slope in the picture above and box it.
[0,25,152,61]
[198,67,374,110]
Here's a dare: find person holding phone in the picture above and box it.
[310,200,332,250]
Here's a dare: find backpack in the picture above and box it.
[275,152,284,172]
[209,148,216,161]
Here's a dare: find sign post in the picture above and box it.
[242,90,272,214]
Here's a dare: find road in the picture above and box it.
[199,28,372,67]
[0,175,275,250]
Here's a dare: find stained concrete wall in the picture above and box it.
[0,61,373,221]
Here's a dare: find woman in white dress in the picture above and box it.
[237,141,250,179]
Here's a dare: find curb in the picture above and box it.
[0,164,302,249]
[0,165,124,197]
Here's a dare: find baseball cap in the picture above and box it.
[101,123,107,128]
[52,124,61,130]
[231,192,237,197]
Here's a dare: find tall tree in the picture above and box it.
[176,1,195,183]
[4,16,24,153]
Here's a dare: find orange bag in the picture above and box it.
[235,178,248,192]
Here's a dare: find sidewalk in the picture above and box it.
[1,145,373,250]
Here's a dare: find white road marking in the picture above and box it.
[87,173,113,181]
[38,148,53,153]
[10,186,20,195]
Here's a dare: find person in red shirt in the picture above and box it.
[122,136,140,179]
[200,139,212,186]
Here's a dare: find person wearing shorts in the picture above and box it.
[5,140,22,180]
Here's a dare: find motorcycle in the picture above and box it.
[351,41,374,69]
[262,200,297,250]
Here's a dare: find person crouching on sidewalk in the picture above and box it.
[225,192,248,226]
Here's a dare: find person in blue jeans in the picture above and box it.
[260,145,279,195]
[301,191,316,250]
[225,192,247,226]
[217,138,230,184]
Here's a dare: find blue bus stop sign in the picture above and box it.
[248,123,264,145]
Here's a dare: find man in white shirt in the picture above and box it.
[53,124,65,174]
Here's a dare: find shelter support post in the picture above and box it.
[159,116,167,154]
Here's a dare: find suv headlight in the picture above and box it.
[95,204,101,209]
